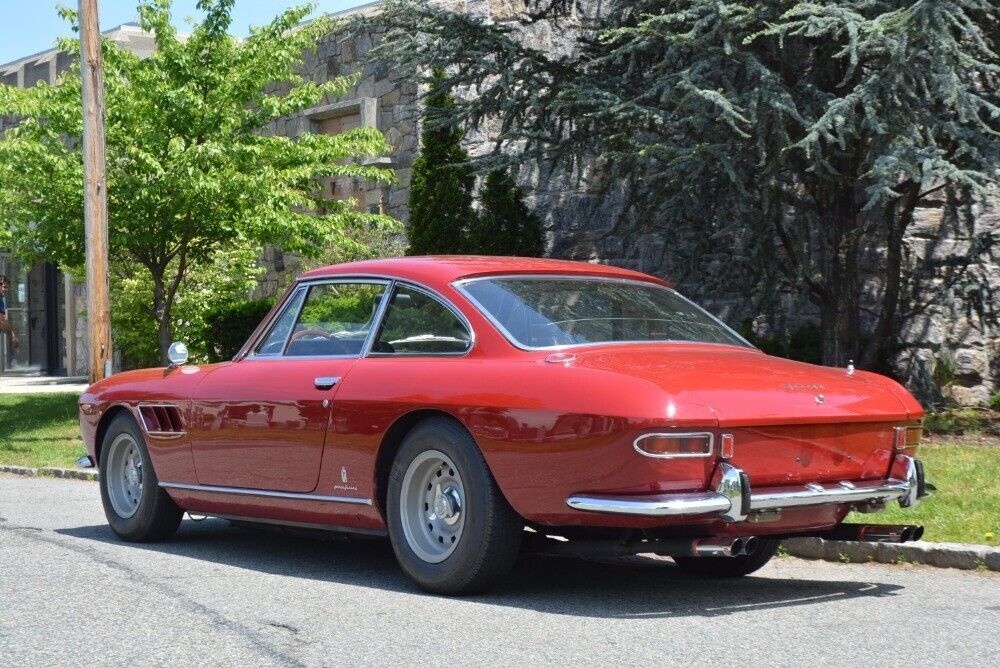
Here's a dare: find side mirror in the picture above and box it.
[167,341,189,367]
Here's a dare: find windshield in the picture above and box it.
[459,276,751,350]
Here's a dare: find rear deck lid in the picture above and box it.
[571,344,912,426]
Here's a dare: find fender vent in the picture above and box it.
[138,405,185,436]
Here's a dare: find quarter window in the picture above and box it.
[285,282,387,357]
[371,286,472,355]
[254,288,306,356]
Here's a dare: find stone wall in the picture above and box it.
[444,1,1000,407]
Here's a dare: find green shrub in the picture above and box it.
[198,299,276,363]
[923,409,988,435]
[468,168,544,257]
[739,321,822,365]
[989,392,1000,412]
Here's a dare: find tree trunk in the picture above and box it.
[860,182,921,372]
[151,269,173,366]
[817,193,863,368]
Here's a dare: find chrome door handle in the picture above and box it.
[314,376,340,390]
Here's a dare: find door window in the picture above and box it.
[286,282,387,357]
[371,286,472,355]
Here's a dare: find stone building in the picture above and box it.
[0,23,157,377]
[1,3,995,406]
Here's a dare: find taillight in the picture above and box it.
[719,433,735,459]
[894,424,922,453]
[634,432,713,458]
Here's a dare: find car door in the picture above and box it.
[190,279,390,493]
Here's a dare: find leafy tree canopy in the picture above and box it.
[0,0,398,363]
[367,0,999,369]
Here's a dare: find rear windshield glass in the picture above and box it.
[460,276,750,349]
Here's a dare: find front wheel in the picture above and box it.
[673,538,781,577]
[99,413,182,542]
[387,417,523,595]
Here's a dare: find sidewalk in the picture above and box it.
[0,375,89,394]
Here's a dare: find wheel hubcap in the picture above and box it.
[107,433,143,518]
[399,450,466,563]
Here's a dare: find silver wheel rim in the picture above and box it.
[107,433,143,518]
[399,449,466,564]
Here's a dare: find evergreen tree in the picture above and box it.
[369,0,999,370]
[406,70,475,254]
[469,169,544,257]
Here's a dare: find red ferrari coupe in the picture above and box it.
[79,256,930,594]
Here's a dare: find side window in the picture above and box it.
[372,286,472,355]
[286,282,387,357]
[254,288,306,356]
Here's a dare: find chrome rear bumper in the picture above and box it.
[566,454,928,521]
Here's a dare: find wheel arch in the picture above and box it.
[374,409,507,519]
[93,404,137,468]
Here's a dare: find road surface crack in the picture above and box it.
[0,523,309,668]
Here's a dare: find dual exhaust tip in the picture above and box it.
[691,536,759,558]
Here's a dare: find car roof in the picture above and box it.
[297,255,671,288]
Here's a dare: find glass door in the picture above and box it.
[0,253,31,373]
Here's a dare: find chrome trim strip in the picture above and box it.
[633,432,714,459]
[566,491,732,517]
[749,479,910,511]
[567,461,921,519]
[452,274,754,352]
[159,482,373,505]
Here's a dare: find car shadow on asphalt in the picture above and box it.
[58,518,904,618]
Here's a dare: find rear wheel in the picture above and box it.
[387,417,522,595]
[99,413,182,542]
[673,538,781,577]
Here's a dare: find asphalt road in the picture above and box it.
[1,475,997,668]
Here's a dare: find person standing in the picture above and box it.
[0,275,20,358]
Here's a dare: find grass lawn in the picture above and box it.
[0,392,84,468]
[847,443,999,547]
[0,393,997,545]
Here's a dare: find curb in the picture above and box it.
[0,464,98,481]
[783,537,1000,572]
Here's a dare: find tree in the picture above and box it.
[368,0,999,370]
[407,70,475,254]
[0,0,397,364]
[469,168,543,256]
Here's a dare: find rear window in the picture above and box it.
[459,276,750,349]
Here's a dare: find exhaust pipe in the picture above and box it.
[693,537,742,557]
[819,523,924,543]
[651,537,754,558]
[524,535,759,559]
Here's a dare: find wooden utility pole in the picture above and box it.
[79,0,111,383]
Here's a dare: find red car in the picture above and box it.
[79,256,930,594]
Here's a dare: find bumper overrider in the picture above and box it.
[566,454,929,521]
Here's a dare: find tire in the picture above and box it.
[673,538,781,577]
[386,417,523,595]
[99,413,182,542]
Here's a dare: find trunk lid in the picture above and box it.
[570,344,912,426]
